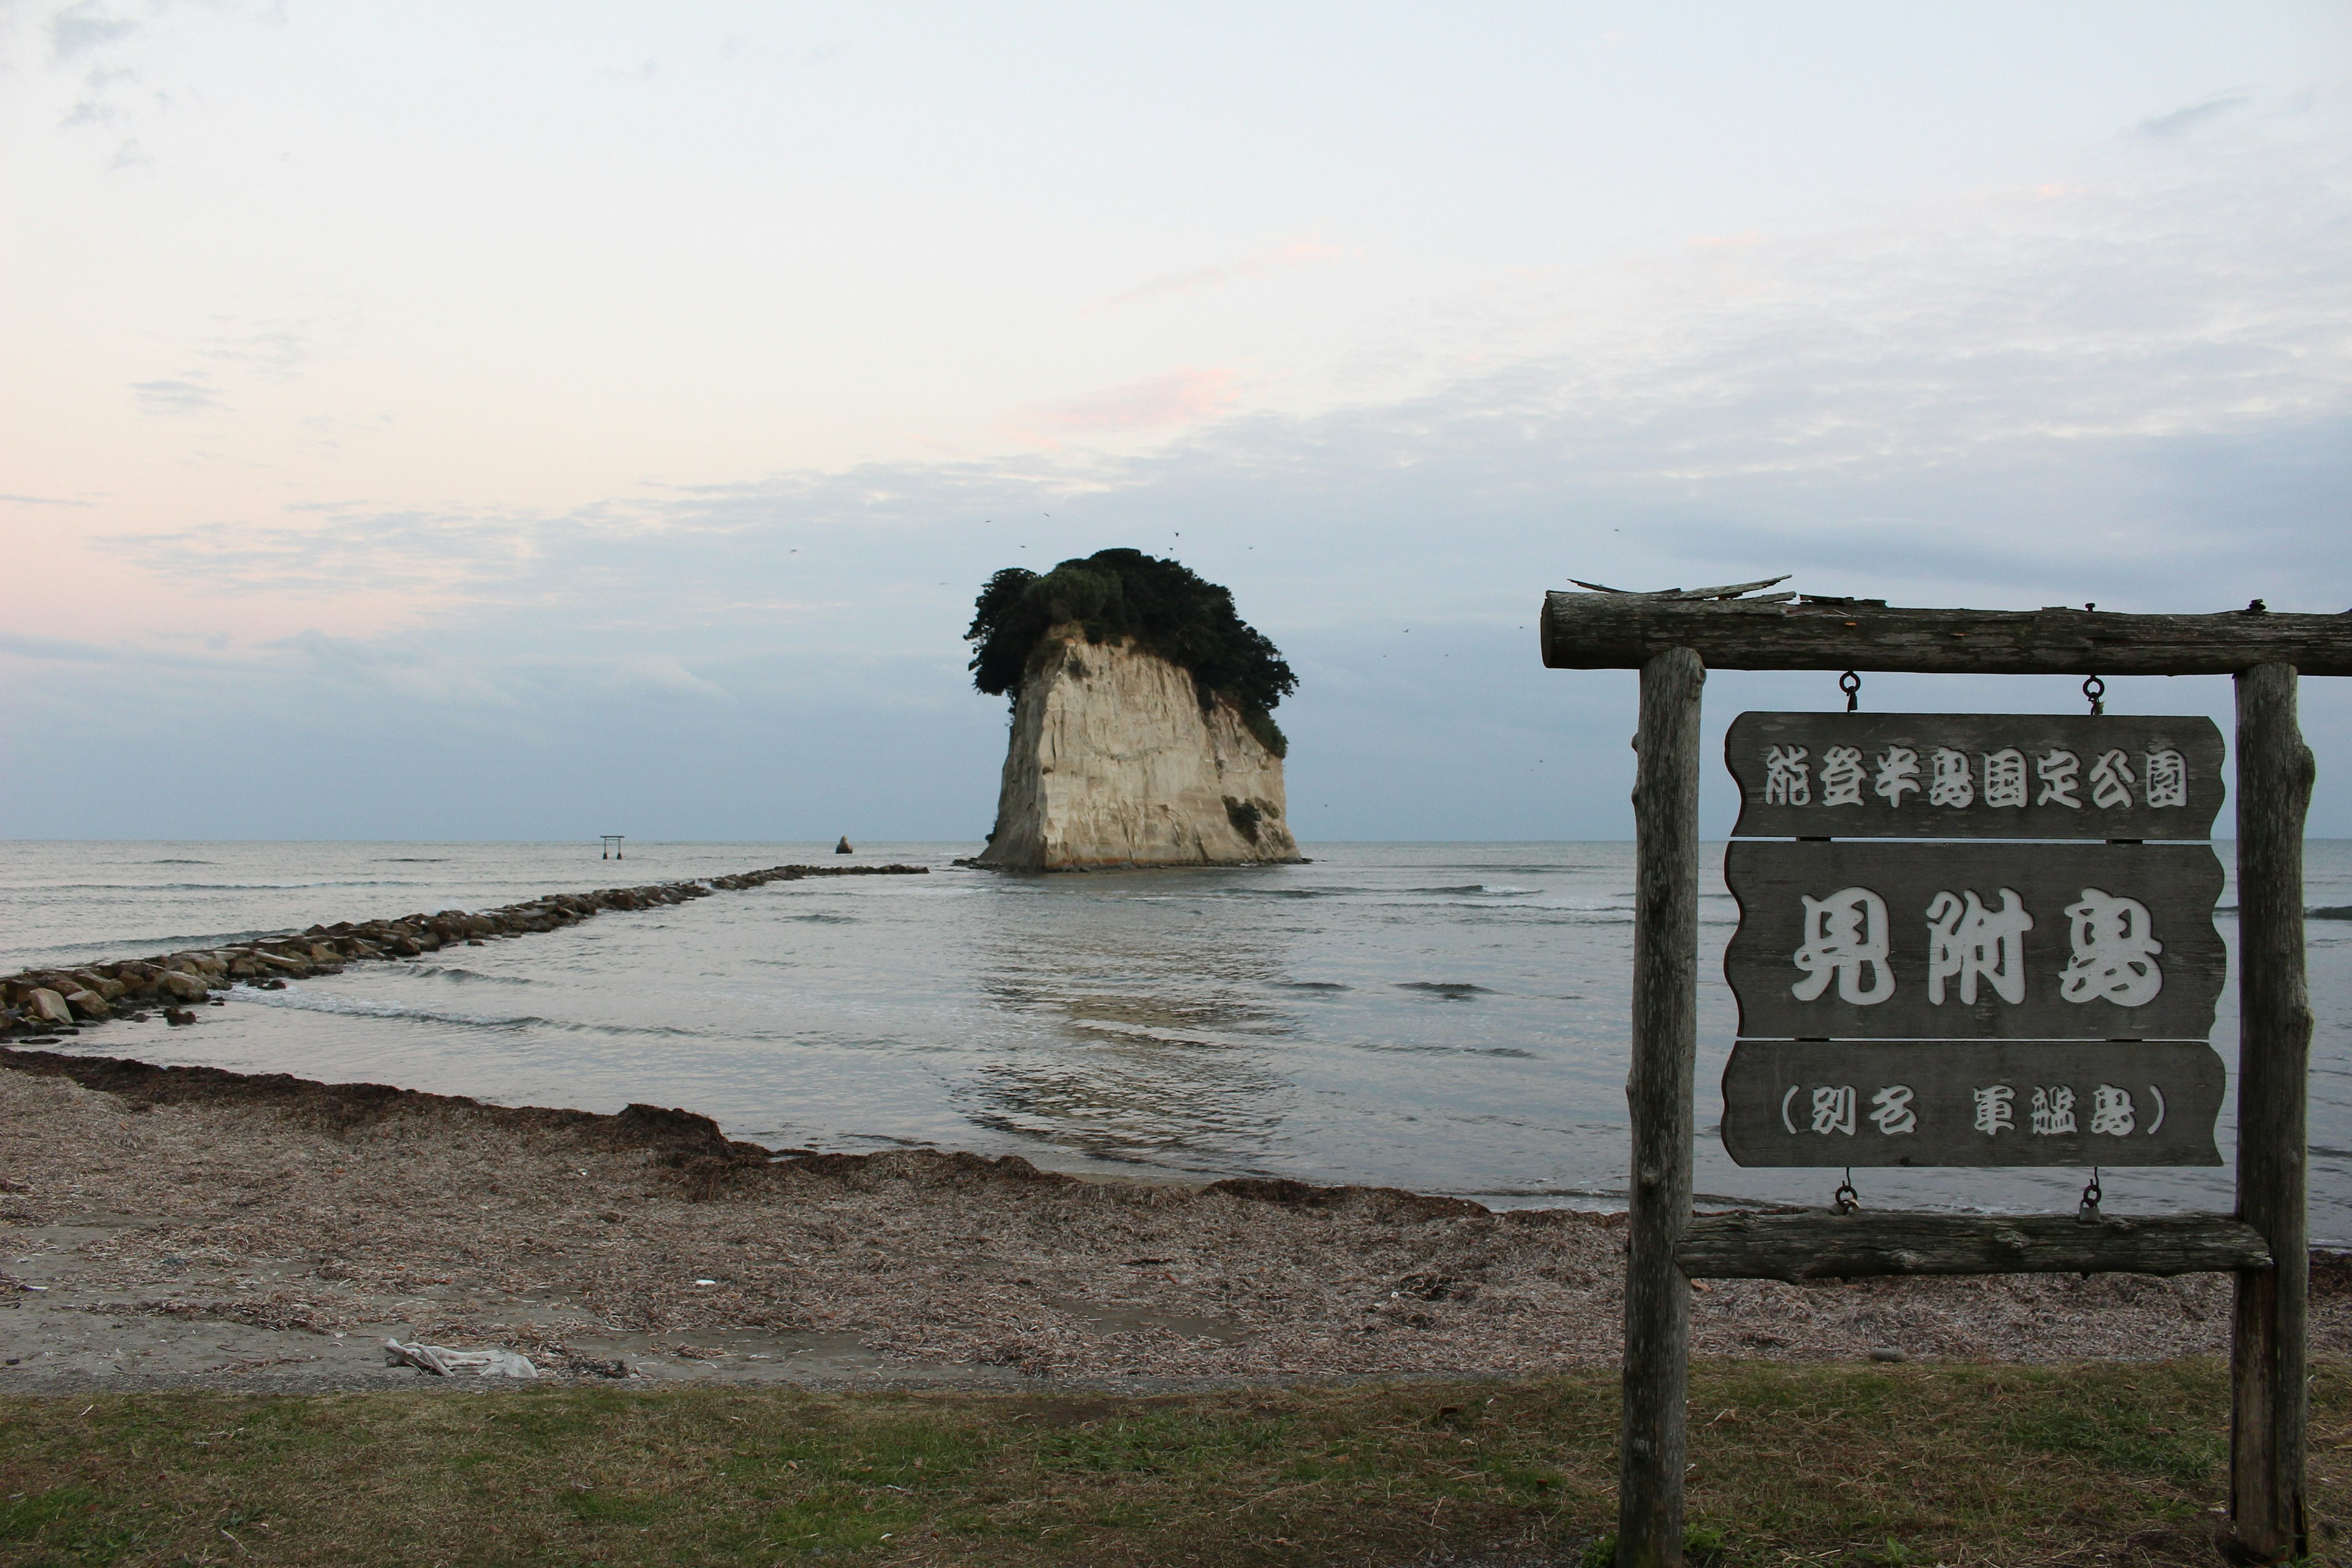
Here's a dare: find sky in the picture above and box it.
[3,1,2348,842]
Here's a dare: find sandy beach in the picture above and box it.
[4,1043,2332,1395]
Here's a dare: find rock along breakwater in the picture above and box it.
[0,862,929,1041]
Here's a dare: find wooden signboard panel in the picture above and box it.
[1536,584,2321,1566]
[1719,1039,2226,1167]
[1724,840,2226,1042]
[1726,712,2225,840]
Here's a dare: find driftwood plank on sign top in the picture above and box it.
[1678,1211,2271,1282]
[1540,592,2352,675]
[1719,1039,2226,1167]
[1723,839,2226,1042]
[1725,712,2225,840]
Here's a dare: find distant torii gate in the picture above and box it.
[1539,582,2345,1567]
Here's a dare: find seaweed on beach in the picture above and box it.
[965,549,1297,756]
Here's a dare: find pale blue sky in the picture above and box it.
[3,2,2347,839]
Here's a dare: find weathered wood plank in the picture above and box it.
[1725,712,2225,840]
[1678,1211,2272,1281]
[2231,663,2316,1558]
[1540,592,2352,675]
[1619,647,1704,1568]
[1723,840,2226,1041]
[1719,1040,2225,1167]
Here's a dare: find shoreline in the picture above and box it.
[0,861,930,1044]
[9,1042,2350,1397]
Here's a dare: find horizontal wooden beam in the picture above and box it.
[1540,593,2352,676]
[1677,1210,2272,1281]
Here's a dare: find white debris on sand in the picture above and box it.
[4,1052,2339,1385]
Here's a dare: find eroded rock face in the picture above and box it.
[976,630,1301,870]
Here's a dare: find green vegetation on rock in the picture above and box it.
[965,549,1297,757]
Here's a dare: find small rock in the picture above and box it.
[72,970,127,1001]
[62,989,110,1020]
[1868,1346,1907,1363]
[165,1008,196,1027]
[159,970,210,1003]
[26,989,72,1027]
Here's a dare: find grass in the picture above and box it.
[2,1359,2347,1566]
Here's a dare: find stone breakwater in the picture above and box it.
[0,862,929,1041]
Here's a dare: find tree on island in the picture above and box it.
[963,548,1297,756]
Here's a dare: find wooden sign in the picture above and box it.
[1541,584,2330,1564]
[1723,840,2225,1042]
[1719,1039,2225,1166]
[1725,712,2225,840]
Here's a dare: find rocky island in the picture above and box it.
[965,549,1303,870]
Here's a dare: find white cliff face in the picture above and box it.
[975,630,1301,870]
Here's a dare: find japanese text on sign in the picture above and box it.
[1762,744,2187,813]
[1725,714,2225,841]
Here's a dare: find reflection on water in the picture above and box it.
[6,840,2352,1237]
[957,870,1303,1163]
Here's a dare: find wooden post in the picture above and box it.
[1619,647,1704,1567]
[2232,662,2317,1559]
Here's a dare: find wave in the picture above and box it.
[9,927,298,966]
[1405,884,1538,897]
[781,913,857,924]
[377,858,450,864]
[145,859,216,865]
[1396,981,1494,998]
[1203,886,1359,900]
[231,985,703,1038]
[1355,1041,1539,1058]
[39,880,434,892]
[410,965,536,986]
[1275,981,1349,991]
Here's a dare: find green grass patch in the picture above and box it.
[1,1360,2344,1565]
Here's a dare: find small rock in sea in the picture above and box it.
[164,1008,196,1027]
[159,971,209,1003]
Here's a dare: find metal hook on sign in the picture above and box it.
[1833,1169,1860,1215]
[2083,675,2105,717]
[1839,671,1861,714]
[2077,1167,2103,1222]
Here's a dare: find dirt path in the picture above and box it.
[2,1044,2323,1394]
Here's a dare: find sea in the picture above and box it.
[5,840,2351,1239]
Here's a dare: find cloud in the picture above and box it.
[109,505,538,595]
[59,95,122,127]
[197,318,312,379]
[0,492,92,507]
[127,375,224,416]
[0,630,117,663]
[2136,94,2251,139]
[1087,241,1344,312]
[47,1,140,59]
[32,114,2352,839]
[1000,367,1240,448]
